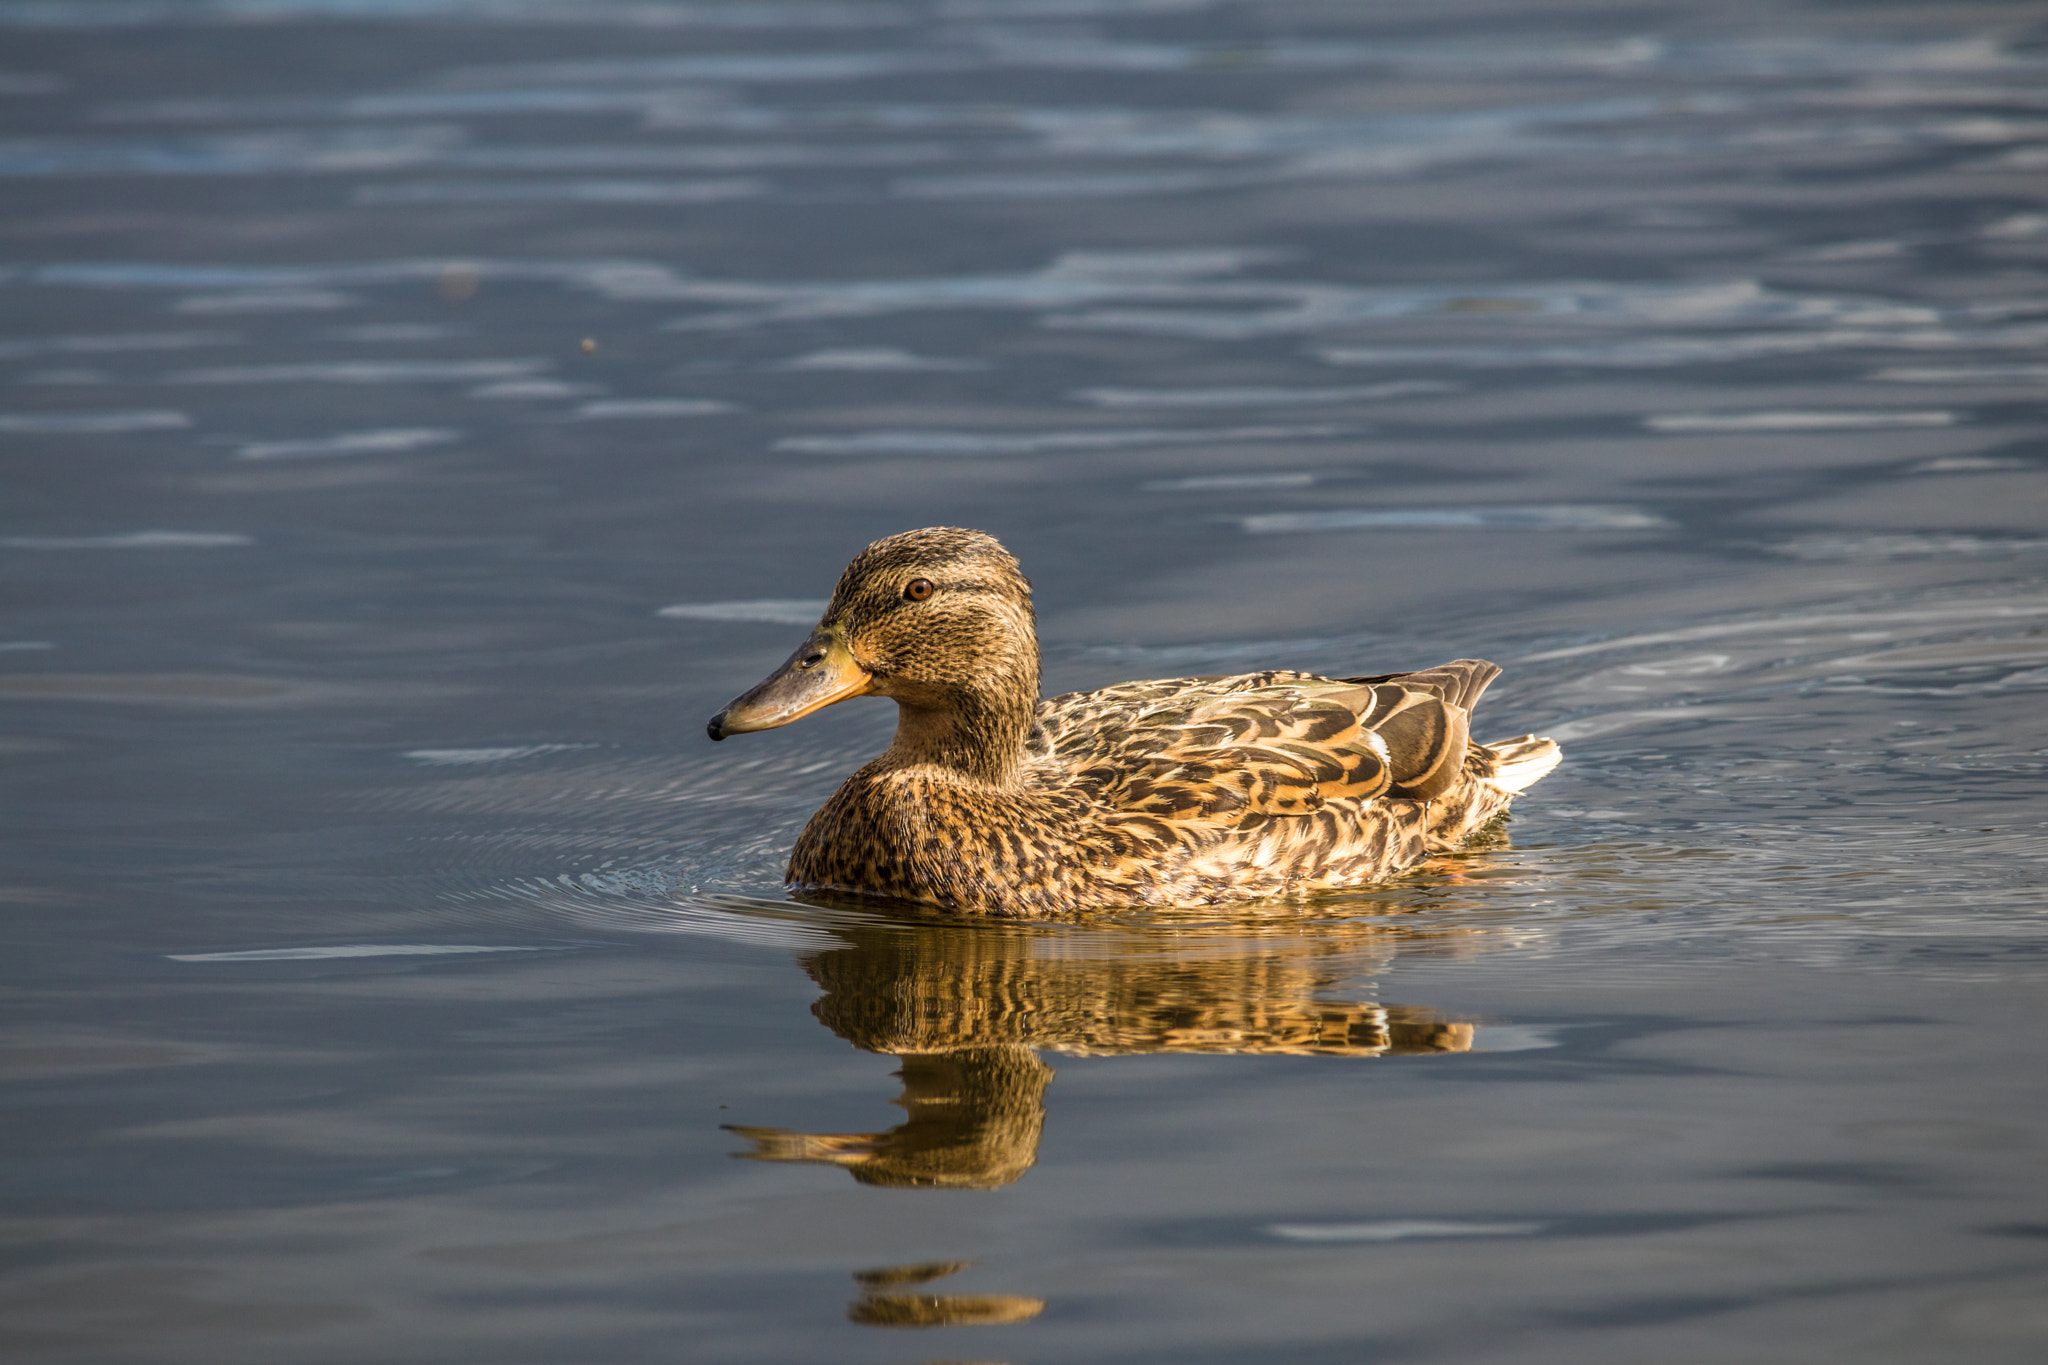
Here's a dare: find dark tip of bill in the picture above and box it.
[706,715,725,741]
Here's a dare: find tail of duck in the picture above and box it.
[1418,731,1561,853]
[1482,733,1562,793]
[1341,658,1501,713]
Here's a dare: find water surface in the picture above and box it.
[3,1,2046,1360]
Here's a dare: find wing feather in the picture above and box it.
[1375,694,1469,800]
[1031,659,1499,901]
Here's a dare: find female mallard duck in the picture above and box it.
[707,527,1559,917]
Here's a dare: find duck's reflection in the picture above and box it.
[728,917,1475,1190]
[838,1259,1044,1329]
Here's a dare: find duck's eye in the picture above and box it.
[903,578,934,602]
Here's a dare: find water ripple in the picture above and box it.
[169,359,549,384]
[0,530,251,549]
[657,599,828,625]
[0,409,190,432]
[1077,381,1453,408]
[1241,506,1671,535]
[1646,410,1956,433]
[0,1,908,31]
[776,424,1345,456]
[237,428,461,460]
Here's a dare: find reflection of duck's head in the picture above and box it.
[730,1045,1049,1190]
[846,1260,1044,1328]
[706,528,1040,778]
[729,920,1473,1189]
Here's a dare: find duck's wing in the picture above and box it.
[1035,665,1487,822]
[1333,659,1503,800]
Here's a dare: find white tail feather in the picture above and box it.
[1484,734,1562,793]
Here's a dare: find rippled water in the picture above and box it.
[4,1,2046,1360]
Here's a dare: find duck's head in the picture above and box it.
[706,528,1039,769]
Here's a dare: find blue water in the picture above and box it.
[3,1,2046,1360]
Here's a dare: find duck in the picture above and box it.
[706,527,1560,917]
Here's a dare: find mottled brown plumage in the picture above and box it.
[707,527,1560,916]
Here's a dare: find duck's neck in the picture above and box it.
[880,684,1036,787]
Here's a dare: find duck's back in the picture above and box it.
[1028,660,1556,905]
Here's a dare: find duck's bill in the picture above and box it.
[706,629,873,740]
